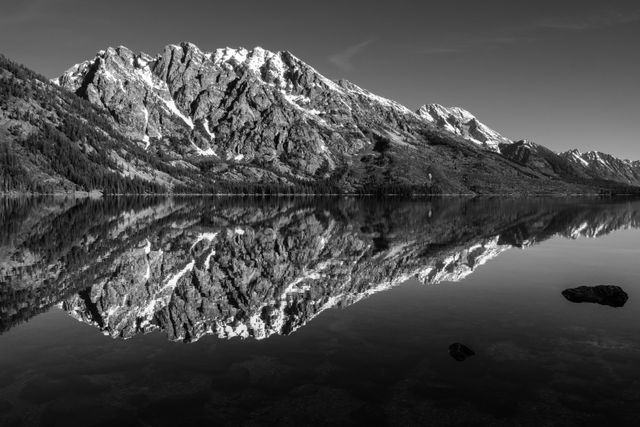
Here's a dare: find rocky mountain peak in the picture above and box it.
[558,148,640,185]
[416,103,512,152]
[54,41,433,179]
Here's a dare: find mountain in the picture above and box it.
[2,197,640,341]
[54,44,421,163]
[560,149,640,186]
[52,43,640,194]
[1,43,639,194]
[416,104,512,152]
[496,140,640,189]
[0,54,167,194]
[416,103,640,189]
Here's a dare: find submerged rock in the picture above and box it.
[449,343,476,361]
[561,285,629,308]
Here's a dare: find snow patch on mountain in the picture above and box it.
[202,118,215,141]
[190,141,217,156]
[417,104,512,152]
[160,98,194,129]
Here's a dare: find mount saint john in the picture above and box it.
[1,42,639,194]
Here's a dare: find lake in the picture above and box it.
[1,196,639,426]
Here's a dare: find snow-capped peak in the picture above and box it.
[559,148,640,186]
[417,104,512,152]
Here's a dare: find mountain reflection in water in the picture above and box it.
[2,197,639,342]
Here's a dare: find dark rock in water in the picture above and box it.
[449,343,476,361]
[561,285,629,308]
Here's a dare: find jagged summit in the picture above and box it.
[54,41,422,172]
[3,45,639,194]
[417,103,512,152]
[560,148,640,184]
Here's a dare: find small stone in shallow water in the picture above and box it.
[449,343,476,361]
[561,285,628,308]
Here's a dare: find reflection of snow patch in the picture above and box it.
[138,259,195,327]
[165,260,195,291]
[416,237,510,284]
[281,271,322,299]
[215,319,250,339]
[190,232,218,251]
[142,239,152,280]
[204,249,216,270]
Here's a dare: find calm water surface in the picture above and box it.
[0,197,639,426]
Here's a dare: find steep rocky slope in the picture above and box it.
[55,44,421,171]
[417,104,512,152]
[51,42,634,194]
[2,44,638,194]
[54,44,438,189]
[2,197,640,340]
[560,149,640,186]
[418,103,640,189]
[498,140,640,190]
[0,55,171,193]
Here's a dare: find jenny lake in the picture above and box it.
[0,197,639,426]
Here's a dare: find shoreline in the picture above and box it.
[0,192,624,198]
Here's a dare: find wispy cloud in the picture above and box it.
[420,9,640,56]
[329,38,376,72]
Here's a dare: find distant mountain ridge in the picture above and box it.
[0,43,639,194]
[416,103,640,188]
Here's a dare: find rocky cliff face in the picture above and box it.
[55,43,428,179]
[417,104,512,152]
[498,141,640,188]
[2,197,640,341]
[560,149,640,186]
[416,104,640,188]
[0,55,172,193]
[50,42,636,194]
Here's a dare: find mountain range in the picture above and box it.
[1,42,639,194]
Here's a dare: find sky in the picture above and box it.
[1,0,639,159]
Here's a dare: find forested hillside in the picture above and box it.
[0,55,166,193]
